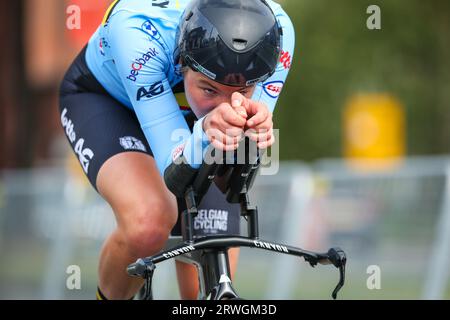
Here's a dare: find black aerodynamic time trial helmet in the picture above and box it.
[175,0,282,87]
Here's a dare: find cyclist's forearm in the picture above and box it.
[178,116,210,169]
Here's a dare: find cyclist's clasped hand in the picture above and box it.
[202,97,248,151]
[232,92,275,150]
[203,92,274,151]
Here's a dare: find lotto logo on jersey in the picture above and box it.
[279,50,291,69]
[142,20,161,41]
[60,108,94,174]
[263,81,284,99]
[136,81,165,101]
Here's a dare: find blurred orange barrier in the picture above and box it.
[65,0,112,50]
[24,0,112,85]
[343,93,406,171]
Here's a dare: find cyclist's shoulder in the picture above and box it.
[107,0,185,31]
[103,0,186,60]
[265,0,295,47]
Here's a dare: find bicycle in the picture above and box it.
[127,138,347,300]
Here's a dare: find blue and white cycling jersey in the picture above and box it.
[85,0,295,176]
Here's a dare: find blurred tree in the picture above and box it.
[0,0,112,169]
[277,0,450,161]
[0,1,27,168]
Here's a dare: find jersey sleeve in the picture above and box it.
[107,11,210,176]
[251,10,296,113]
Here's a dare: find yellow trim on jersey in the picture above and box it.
[175,92,190,109]
[102,0,120,26]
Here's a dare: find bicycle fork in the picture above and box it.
[197,250,239,300]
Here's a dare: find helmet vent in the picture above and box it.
[232,39,248,51]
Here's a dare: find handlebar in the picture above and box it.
[127,245,347,299]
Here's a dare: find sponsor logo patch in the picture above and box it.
[279,50,292,69]
[263,81,284,99]
[126,47,159,82]
[163,245,195,259]
[60,108,94,174]
[119,136,147,152]
[194,209,229,234]
[136,81,165,101]
[142,20,162,41]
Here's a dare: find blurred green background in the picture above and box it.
[277,0,450,160]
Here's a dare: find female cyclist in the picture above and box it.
[59,0,295,300]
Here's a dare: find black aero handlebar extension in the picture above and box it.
[188,137,264,205]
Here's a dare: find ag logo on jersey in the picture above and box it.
[142,20,161,41]
[263,81,284,99]
[137,81,165,101]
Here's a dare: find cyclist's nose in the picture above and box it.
[216,92,235,106]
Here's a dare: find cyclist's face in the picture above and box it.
[183,68,256,118]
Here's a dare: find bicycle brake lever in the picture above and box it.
[143,269,155,300]
[326,247,346,300]
[127,259,156,300]
[332,263,346,300]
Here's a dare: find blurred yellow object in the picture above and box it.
[343,93,406,171]
[65,153,90,188]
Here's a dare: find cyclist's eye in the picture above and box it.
[203,88,217,96]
